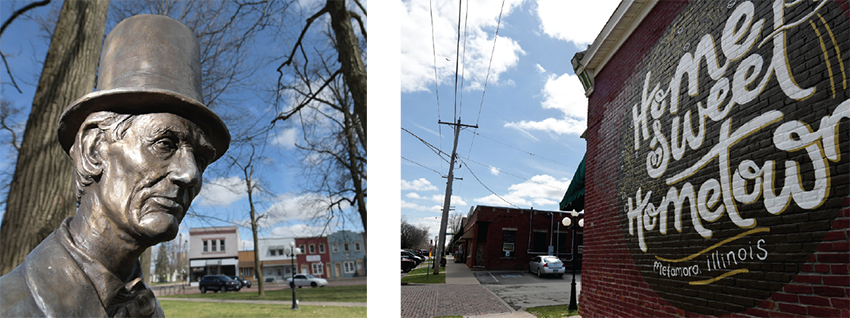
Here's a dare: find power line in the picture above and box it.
[429,0,442,123]
[475,0,506,126]
[456,156,519,208]
[463,157,566,192]
[401,127,451,164]
[452,0,463,121]
[471,131,576,170]
[458,0,470,117]
[401,156,443,176]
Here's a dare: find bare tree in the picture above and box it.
[273,0,366,233]
[227,144,267,296]
[0,0,110,276]
[401,217,430,250]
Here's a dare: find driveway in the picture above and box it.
[473,270,581,310]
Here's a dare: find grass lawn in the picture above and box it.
[160,300,366,317]
[160,285,366,302]
[524,305,580,318]
[407,265,444,275]
[401,272,445,284]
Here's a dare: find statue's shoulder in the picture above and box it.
[0,258,43,317]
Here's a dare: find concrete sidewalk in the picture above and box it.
[158,297,366,307]
[401,256,532,318]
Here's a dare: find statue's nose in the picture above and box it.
[169,148,200,188]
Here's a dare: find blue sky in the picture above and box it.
[399,0,620,241]
[0,0,365,253]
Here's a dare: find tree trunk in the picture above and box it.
[344,103,366,232]
[141,248,152,284]
[327,0,366,139]
[0,0,110,275]
[246,165,265,297]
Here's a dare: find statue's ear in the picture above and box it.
[70,120,105,180]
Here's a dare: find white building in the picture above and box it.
[188,226,239,285]
[256,237,297,282]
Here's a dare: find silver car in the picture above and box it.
[286,274,328,288]
[529,255,565,277]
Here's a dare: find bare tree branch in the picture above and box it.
[0,0,52,93]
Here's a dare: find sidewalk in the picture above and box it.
[401,256,535,318]
[158,298,366,307]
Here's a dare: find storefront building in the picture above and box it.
[256,237,297,282]
[456,205,582,271]
[327,230,367,278]
[188,226,240,285]
[574,0,849,316]
[295,236,331,278]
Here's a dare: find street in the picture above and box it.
[474,270,582,310]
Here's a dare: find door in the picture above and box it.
[335,263,341,277]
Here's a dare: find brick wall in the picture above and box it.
[581,1,850,316]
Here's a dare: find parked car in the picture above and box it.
[384,250,418,273]
[229,276,252,288]
[529,255,565,278]
[401,250,423,264]
[286,274,328,288]
[199,275,241,293]
[401,253,422,265]
[415,249,429,257]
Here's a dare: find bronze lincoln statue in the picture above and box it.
[0,15,229,317]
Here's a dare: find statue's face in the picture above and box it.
[96,113,215,244]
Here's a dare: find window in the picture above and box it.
[343,261,355,273]
[319,244,325,253]
[502,229,517,257]
[299,245,305,254]
[332,243,339,253]
[203,240,208,252]
[309,244,316,254]
[344,242,350,252]
[278,249,284,256]
[354,242,361,252]
[219,239,225,251]
[211,240,217,252]
[312,263,324,275]
[271,250,276,256]
[241,268,253,277]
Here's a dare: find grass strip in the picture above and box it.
[524,305,580,318]
[160,300,366,317]
[401,272,445,284]
[160,285,366,302]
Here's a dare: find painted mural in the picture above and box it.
[617,0,849,315]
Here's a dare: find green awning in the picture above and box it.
[559,154,585,211]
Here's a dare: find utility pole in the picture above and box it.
[434,118,477,275]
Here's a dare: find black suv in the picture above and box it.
[199,275,241,293]
[229,276,252,288]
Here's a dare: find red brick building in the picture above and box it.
[574,0,849,316]
[295,236,331,278]
[456,205,582,271]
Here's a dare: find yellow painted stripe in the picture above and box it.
[810,20,836,98]
[689,269,749,285]
[654,228,770,263]
[818,14,847,89]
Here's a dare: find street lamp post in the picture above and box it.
[561,211,584,311]
[289,242,299,310]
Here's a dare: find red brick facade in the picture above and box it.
[458,206,581,271]
[579,1,849,316]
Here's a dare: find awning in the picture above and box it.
[559,154,586,211]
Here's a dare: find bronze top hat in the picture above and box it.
[58,14,230,161]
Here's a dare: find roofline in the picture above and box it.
[574,0,658,96]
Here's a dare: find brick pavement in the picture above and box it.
[401,284,512,318]
[401,257,513,318]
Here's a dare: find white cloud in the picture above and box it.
[535,0,621,48]
[504,73,587,135]
[429,194,467,206]
[196,176,247,207]
[535,64,546,73]
[401,178,439,191]
[400,0,526,93]
[269,224,328,238]
[258,193,349,226]
[473,174,570,210]
[489,166,500,175]
[401,200,443,213]
[241,239,255,251]
[406,192,424,199]
[271,128,298,149]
